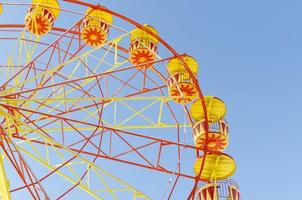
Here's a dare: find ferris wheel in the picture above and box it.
[0,1,240,199]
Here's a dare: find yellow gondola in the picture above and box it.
[190,96,226,122]
[81,7,112,47]
[25,0,60,36]
[193,119,229,152]
[166,55,199,104]
[0,4,3,15]
[129,24,159,68]
[194,153,236,181]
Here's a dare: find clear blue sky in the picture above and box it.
[94,0,302,199]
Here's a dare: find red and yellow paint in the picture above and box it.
[129,24,159,68]
[25,0,60,36]
[167,55,199,104]
[81,7,112,47]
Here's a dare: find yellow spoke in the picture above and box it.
[157,98,164,126]
[118,100,159,127]
[16,123,190,134]
[0,154,11,200]
[0,96,192,131]
[16,145,103,200]
[16,35,130,118]
[0,96,192,103]
[3,111,151,199]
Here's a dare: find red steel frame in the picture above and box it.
[0,1,212,199]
